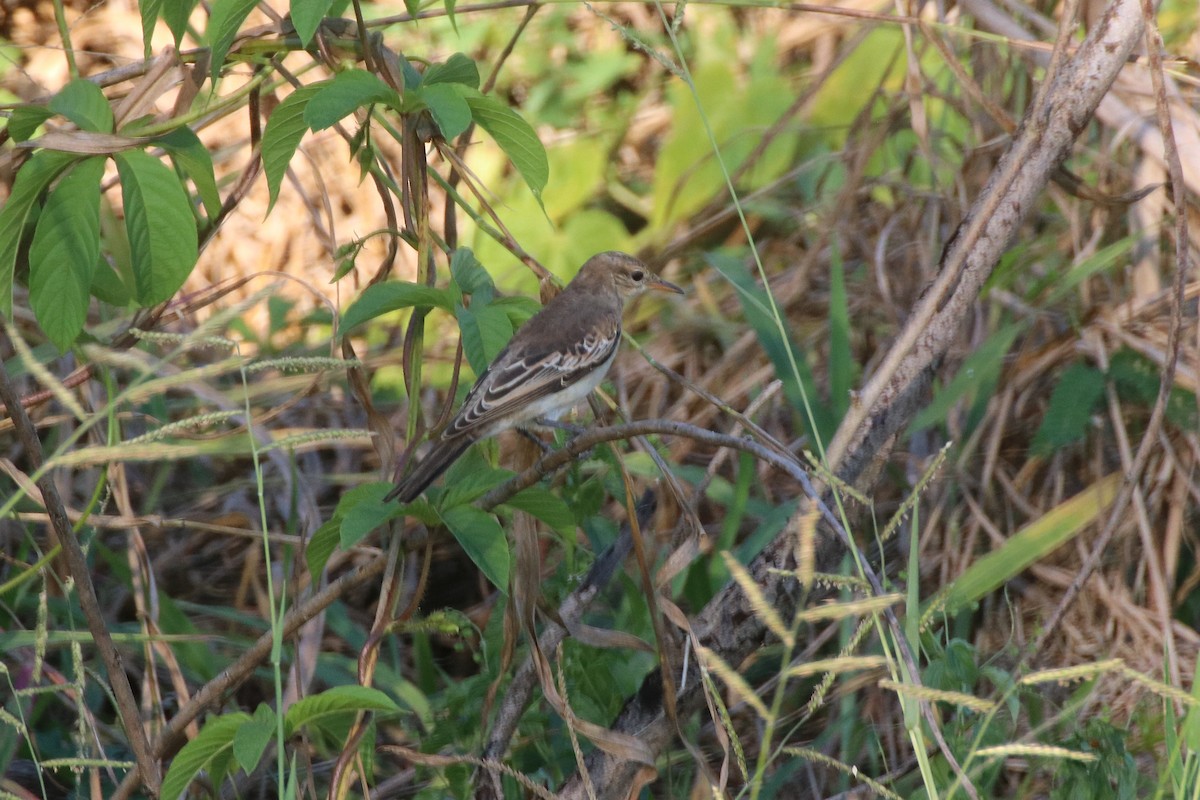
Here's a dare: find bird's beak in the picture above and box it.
[647,275,684,295]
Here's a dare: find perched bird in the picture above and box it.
[386,251,683,503]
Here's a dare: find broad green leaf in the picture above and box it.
[339,483,399,547]
[163,0,200,48]
[541,139,606,220]
[1031,363,1105,456]
[339,281,454,335]
[449,247,493,296]
[160,712,251,800]
[503,487,574,534]
[289,0,334,47]
[940,473,1121,615]
[261,85,321,211]
[436,447,510,509]
[439,504,510,591]
[114,150,199,305]
[29,157,105,350]
[157,126,222,219]
[91,259,132,306]
[418,83,471,140]
[490,294,541,329]
[207,0,261,81]
[809,28,904,144]
[422,53,479,88]
[304,70,400,131]
[49,78,114,133]
[460,89,548,203]
[284,686,399,737]
[0,150,77,318]
[456,300,512,375]
[232,704,275,774]
[6,106,55,141]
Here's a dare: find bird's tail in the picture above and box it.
[384,437,474,503]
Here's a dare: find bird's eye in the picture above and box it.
[631,270,645,282]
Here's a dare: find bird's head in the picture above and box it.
[580,251,684,301]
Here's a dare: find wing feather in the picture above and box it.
[445,325,619,438]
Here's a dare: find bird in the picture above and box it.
[385,251,683,503]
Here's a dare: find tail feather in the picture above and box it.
[385,437,475,503]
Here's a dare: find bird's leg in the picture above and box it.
[517,427,555,455]
[532,416,587,437]
[531,417,599,461]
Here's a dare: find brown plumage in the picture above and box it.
[386,251,683,503]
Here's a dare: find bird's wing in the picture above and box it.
[445,323,620,438]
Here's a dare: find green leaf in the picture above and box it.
[0,150,77,318]
[1109,348,1198,431]
[306,518,340,583]
[261,85,321,211]
[940,473,1121,615]
[207,0,261,81]
[91,259,132,306]
[423,53,479,88]
[162,0,200,48]
[437,447,510,508]
[438,505,509,591]
[449,247,493,296]
[910,322,1027,433]
[157,126,222,220]
[232,704,276,774]
[490,294,541,329]
[717,252,835,444]
[340,281,454,335]
[828,249,852,419]
[304,70,400,131]
[114,149,199,305]
[289,0,334,47]
[160,712,251,800]
[6,106,55,141]
[49,78,114,133]
[140,0,165,58]
[418,84,471,140]
[339,483,399,548]
[503,487,574,534]
[1031,363,1105,456]
[29,157,105,350]
[460,89,548,203]
[284,686,399,737]
[456,300,512,376]
[1041,237,1133,306]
